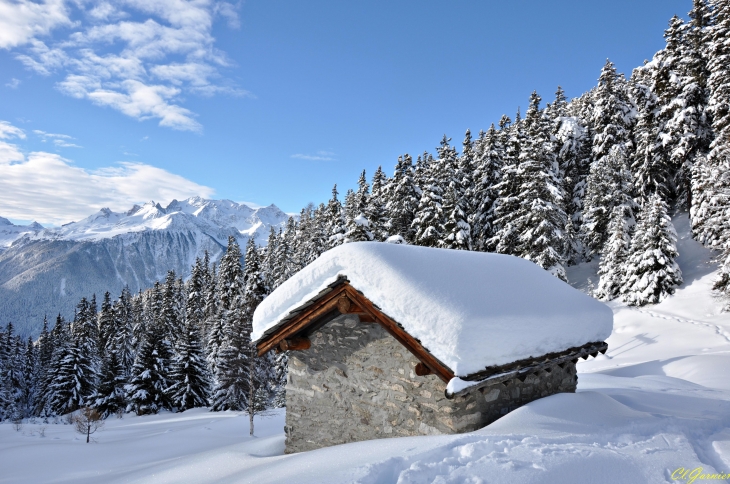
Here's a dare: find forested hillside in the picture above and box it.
[2,0,730,422]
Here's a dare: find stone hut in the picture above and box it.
[252,242,612,453]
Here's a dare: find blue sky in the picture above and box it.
[0,0,690,224]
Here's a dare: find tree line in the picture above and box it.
[3,0,730,422]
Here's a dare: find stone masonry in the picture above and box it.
[284,314,577,453]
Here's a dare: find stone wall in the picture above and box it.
[284,314,577,453]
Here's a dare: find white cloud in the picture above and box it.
[0,0,72,49]
[7,0,244,131]
[0,121,26,140]
[0,120,214,224]
[291,150,337,161]
[5,78,20,88]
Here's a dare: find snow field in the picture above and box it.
[2,214,730,483]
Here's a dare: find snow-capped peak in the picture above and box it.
[3,197,289,248]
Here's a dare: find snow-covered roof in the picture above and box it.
[252,242,613,377]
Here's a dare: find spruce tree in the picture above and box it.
[412,148,445,247]
[94,349,127,418]
[621,194,683,306]
[367,166,389,240]
[512,91,568,279]
[693,0,730,249]
[211,236,250,411]
[125,314,173,415]
[326,185,346,248]
[630,66,670,203]
[439,184,471,250]
[489,115,523,255]
[596,206,633,300]
[581,145,637,258]
[168,319,211,411]
[385,154,419,242]
[112,291,135,371]
[471,124,503,251]
[592,60,635,163]
[48,298,100,413]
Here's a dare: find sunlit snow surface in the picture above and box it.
[3,214,730,483]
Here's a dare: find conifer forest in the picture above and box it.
[2,0,730,423]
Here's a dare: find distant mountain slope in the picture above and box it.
[0,198,290,337]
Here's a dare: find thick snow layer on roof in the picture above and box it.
[252,242,612,376]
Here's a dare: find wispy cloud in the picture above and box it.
[291,150,337,161]
[33,129,82,148]
[0,120,214,224]
[0,121,26,140]
[5,78,20,88]
[4,0,245,132]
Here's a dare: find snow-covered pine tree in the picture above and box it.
[0,324,22,420]
[581,145,637,258]
[344,214,375,243]
[554,96,592,254]
[261,227,279,292]
[412,141,450,247]
[168,318,211,411]
[512,91,568,280]
[273,223,297,288]
[654,8,712,210]
[671,0,713,210]
[621,194,683,306]
[46,316,81,415]
[94,349,127,418]
[454,129,475,249]
[32,316,54,417]
[211,236,250,411]
[241,238,270,434]
[595,206,633,300]
[61,297,100,411]
[630,63,670,203]
[591,59,635,164]
[439,184,471,250]
[97,291,115,358]
[162,270,184,346]
[367,166,389,241]
[20,336,35,418]
[488,115,523,255]
[125,308,173,415]
[471,124,503,251]
[36,315,65,417]
[313,203,330,256]
[563,218,582,267]
[385,154,419,242]
[326,185,346,248]
[692,0,730,250]
[186,257,207,333]
[344,172,375,242]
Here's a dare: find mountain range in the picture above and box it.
[0,197,291,337]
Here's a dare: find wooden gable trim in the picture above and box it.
[255,280,456,383]
[341,285,455,383]
[256,280,348,355]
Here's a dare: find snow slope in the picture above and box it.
[0,217,43,251]
[2,214,730,483]
[253,243,613,376]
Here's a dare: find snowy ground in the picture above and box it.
[2,214,730,483]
